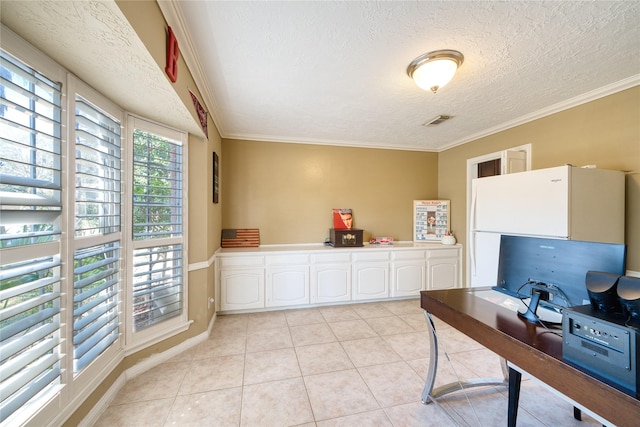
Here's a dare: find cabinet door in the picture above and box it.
[391,261,425,297]
[266,266,309,307]
[427,258,459,290]
[427,248,461,290]
[352,262,389,300]
[220,269,264,310]
[311,264,351,304]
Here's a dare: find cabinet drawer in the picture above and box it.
[427,248,460,259]
[266,254,309,265]
[353,251,390,262]
[311,252,351,263]
[392,250,425,261]
[219,256,264,268]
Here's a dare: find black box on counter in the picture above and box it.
[329,228,364,247]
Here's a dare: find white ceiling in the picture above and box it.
[162,0,640,151]
[2,1,639,152]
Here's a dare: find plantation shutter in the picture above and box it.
[131,128,183,331]
[74,96,121,237]
[0,50,62,247]
[72,243,120,372]
[71,93,122,373]
[0,50,63,423]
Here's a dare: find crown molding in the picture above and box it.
[439,76,640,152]
[157,1,226,138]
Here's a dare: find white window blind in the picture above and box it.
[0,50,62,248]
[0,257,62,423]
[73,243,120,373]
[71,91,123,375]
[132,244,183,331]
[131,127,184,332]
[132,129,183,240]
[0,50,63,424]
[74,96,121,237]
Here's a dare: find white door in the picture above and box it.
[266,266,309,307]
[353,263,389,300]
[220,269,265,310]
[469,232,502,287]
[472,166,570,237]
[502,149,527,174]
[427,249,461,290]
[311,264,351,303]
[391,261,425,297]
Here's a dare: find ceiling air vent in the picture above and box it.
[422,115,451,127]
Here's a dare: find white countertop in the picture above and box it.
[217,241,461,255]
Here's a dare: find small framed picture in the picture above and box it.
[413,200,450,242]
[213,152,219,203]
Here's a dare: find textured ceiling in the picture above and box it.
[164,0,640,151]
[2,1,639,152]
[0,0,203,137]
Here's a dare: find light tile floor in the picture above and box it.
[94,299,602,426]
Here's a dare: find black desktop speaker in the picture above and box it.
[617,276,640,320]
[585,271,621,314]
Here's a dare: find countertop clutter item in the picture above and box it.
[370,237,394,245]
[441,231,456,245]
[221,228,260,248]
[329,228,364,247]
[332,208,354,229]
[413,200,450,242]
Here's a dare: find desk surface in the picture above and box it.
[421,288,640,426]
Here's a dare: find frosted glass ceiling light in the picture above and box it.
[407,50,464,94]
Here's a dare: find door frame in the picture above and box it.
[465,144,532,286]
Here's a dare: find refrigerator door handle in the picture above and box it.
[469,183,478,276]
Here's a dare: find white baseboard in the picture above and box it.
[77,374,126,427]
[626,270,640,278]
[126,325,210,380]
[80,320,215,426]
[208,310,218,336]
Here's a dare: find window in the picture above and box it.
[0,49,64,424]
[73,96,122,238]
[71,89,123,375]
[72,242,120,373]
[0,51,62,248]
[1,32,189,424]
[128,117,187,345]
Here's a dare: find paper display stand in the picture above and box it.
[413,200,450,242]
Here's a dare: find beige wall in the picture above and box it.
[65,2,223,425]
[221,88,639,274]
[115,0,221,356]
[221,140,439,244]
[61,1,637,424]
[438,86,640,276]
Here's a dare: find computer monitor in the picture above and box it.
[495,235,627,310]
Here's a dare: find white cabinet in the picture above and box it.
[266,254,309,307]
[216,244,461,312]
[391,250,426,297]
[427,248,461,290]
[219,256,264,311]
[310,253,351,304]
[220,268,265,310]
[352,251,389,300]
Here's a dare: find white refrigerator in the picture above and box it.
[469,165,625,287]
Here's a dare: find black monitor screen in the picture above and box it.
[496,235,626,307]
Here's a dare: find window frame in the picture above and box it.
[124,115,189,353]
[63,75,126,398]
[0,28,68,427]
[0,25,192,425]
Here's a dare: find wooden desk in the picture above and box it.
[420,288,640,426]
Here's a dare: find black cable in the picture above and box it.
[516,279,563,336]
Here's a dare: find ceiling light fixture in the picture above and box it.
[407,50,464,94]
